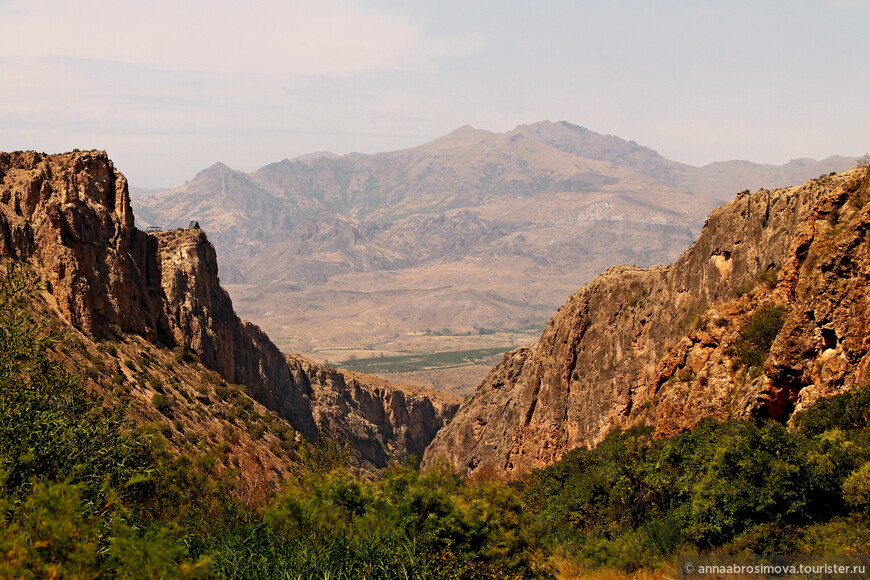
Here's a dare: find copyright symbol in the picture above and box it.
[684,563,694,574]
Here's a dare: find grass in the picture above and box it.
[335,347,512,373]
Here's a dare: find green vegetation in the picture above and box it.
[152,392,173,414]
[0,266,207,577]
[2,265,869,577]
[730,303,789,369]
[0,267,539,578]
[519,393,870,571]
[337,347,511,373]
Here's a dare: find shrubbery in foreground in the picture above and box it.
[1,265,868,578]
[519,387,870,572]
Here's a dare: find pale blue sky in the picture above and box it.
[1,0,867,186]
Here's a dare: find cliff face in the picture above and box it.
[289,355,461,469]
[152,228,317,434]
[0,150,160,339]
[424,167,870,476]
[0,150,455,469]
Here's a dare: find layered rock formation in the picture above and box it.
[0,150,455,470]
[424,167,870,476]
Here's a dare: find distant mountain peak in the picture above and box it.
[783,157,817,168]
[197,161,234,176]
[193,161,249,183]
[420,124,494,151]
[293,151,341,162]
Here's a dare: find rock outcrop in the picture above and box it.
[0,150,455,469]
[290,355,461,468]
[0,150,159,338]
[152,228,317,434]
[424,167,870,476]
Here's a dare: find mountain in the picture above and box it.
[129,185,167,197]
[132,122,856,385]
[0,150,459,473]
[423,166,870,476]
[132,122,746,375]
[516,121,857,201]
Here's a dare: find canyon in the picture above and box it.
[133,121,855,393]
[2,146,866,483]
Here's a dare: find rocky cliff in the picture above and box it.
[0,150,455,470]
[424,167,870,476]
[290,356,461,468]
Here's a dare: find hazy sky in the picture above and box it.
[1,0,867,187]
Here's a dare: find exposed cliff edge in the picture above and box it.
[424,167,870,476]
[0,150,456,470]
[290,356,461,467]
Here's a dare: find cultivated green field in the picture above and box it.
[335,347,512,374]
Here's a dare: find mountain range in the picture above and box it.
[2,147,869,574]
[132,122,856,392]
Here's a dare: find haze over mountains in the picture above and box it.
[133,121,855,389]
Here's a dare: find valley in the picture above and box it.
[134,121,855,392]
[6,0,869,574]
[2,148,868,577]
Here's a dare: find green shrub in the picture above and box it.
[173,346,197,363]
[842,463,870,508]
[152,393,172,415]
[0,267,152,506]
[0,266,211,576]
[0,480,209,579]
[260,462,537,578]
[793,383,870,436]
[731,304,789,368]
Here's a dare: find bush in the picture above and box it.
[262,462,537,578]
[0,267,152,506]
[173,346,197,363]
[520,382,870,571]
[731,304,789,368]
[793,383,870,436]
[152,393,172,415]
[842,463,870,508]
[0,266,210,576]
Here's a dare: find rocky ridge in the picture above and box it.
[0,150,457,471]
[423,166,870,476]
